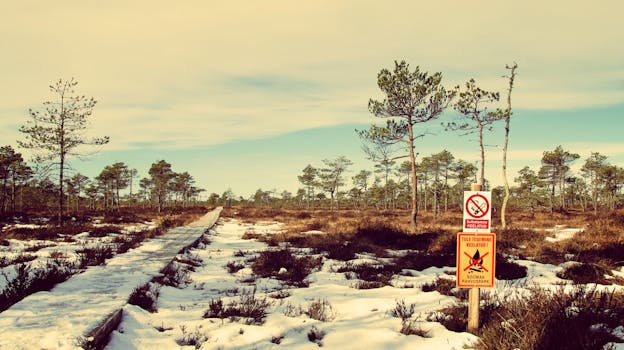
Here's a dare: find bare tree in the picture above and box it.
[500,63,518,229]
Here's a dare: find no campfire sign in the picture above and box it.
[463,191,492,232]
[456,233,496,288]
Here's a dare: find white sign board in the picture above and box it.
[463,191,491,232]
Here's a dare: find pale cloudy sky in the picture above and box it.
[1,1,623,197]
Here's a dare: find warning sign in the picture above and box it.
[463,191,491,232]
[456,233,496,288]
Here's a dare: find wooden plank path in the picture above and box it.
[0,207,222,350]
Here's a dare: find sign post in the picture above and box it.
[458,184,496,333]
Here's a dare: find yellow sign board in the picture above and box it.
[456,233,496,288]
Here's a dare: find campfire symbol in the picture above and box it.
[463,249,489,273]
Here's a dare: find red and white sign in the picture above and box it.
[463,191,491,232]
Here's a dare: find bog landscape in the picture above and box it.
[2,2,623,350]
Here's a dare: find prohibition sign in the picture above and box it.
[465,194,489,219]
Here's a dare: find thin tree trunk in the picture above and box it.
[479,124,485,186]
[501,63,517,229]
[408,120,418,230]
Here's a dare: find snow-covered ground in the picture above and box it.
[0,221,157,291]
[0,209,221,350]
[105,219,624,350]
[544,225,584,242]
[2,213,622,349]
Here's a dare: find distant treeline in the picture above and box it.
[0,145,204,218]
[206,146,623,216]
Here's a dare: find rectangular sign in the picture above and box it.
[456,233,496,288]
[463,191,492,232]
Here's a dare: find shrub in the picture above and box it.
[77,245,113,268]
[225,261,245,274]
[394,252,455,272]
[400,318,430,337]
[175,253,203,271]
[0,254,37,268]
[88,225,122,237]
[23,243,54,252]
[557,262,612,284]
[323,242,359,261]
[154,261,192,288]
[427,292,499,333]
[495,254,528,280]
[421,277,466,300]
[390,299,414,320]
[427,303,468,333]
[477,286,624,350]
[269,289,291,299]
[0,261,74,312]
[226,290,272,325]
[337,261,399,288]
[271,334,285,344]
[306,299,336,322]
[203,298,227,320]
[251,249,322,287]
[176,325,208,349]
[307,326,326,347]
[128,282,160,313]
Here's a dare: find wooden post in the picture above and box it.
[467,183,481,333]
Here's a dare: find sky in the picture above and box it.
[1,1,623,198]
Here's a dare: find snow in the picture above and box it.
[104,219,479,349]
[0,209,221,350]
[544,225,584,242]
[2,211,622,349]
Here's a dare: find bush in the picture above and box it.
[128,282,160,313]
[154,261,192,288]
[395,252,456,272]
[306,299,336,322]
[176,325,208,349]
[225,261,245,274]
[477,286,624,350]
[175,253,203,271]
[495,254,528,280]
[557,262,612,285]
[227,290,272,325]
[390,299,415,321]
[337,261,399,288]
[0,254,37,268]
[88,225,122,237]
[400,318,430,337]
[0,261,74,312]
[77,245,113,268]
[421,277,467,300]
[23,243,54,252]
[427,292,499,333]
[307,326,326,347]
[203,298,227,320]
[251,249,322,287]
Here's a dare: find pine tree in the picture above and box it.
[19,78,108,224]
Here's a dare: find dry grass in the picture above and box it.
[228,206,624,286]
[477,286,624,350]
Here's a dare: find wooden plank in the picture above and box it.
[82,308,124,350]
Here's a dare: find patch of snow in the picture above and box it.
[544,227,583,242]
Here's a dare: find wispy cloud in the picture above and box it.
[2,0,623,152]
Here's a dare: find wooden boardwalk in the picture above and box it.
[0,207,222,350]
